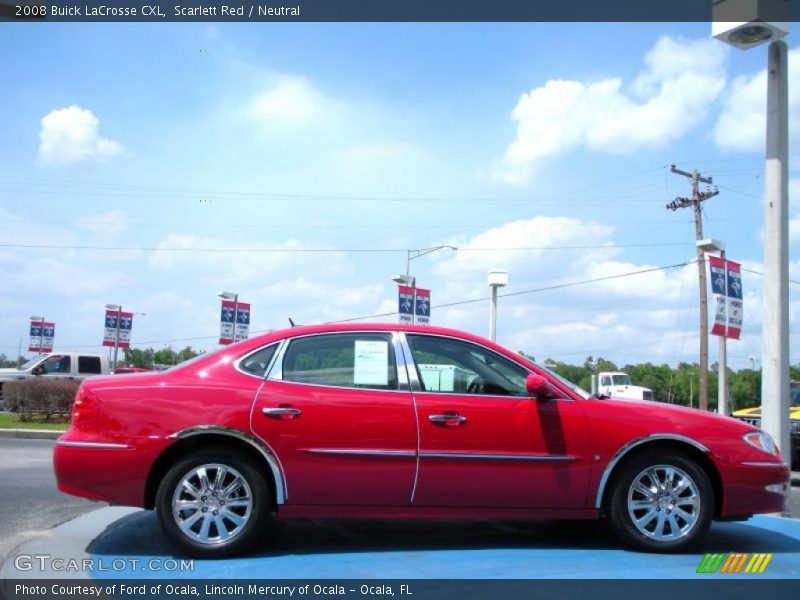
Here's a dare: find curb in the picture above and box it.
[0,428,63,440]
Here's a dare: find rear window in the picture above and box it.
[78,356,102,374]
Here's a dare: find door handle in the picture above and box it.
[429,412,467,427]
[262,406,302,420]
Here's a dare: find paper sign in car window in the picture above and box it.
[353,340,389,385]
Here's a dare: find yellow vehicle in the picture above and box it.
[732,382,800,468]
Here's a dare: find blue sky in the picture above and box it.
[0,23,797,369]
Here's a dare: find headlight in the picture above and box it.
[743,431,779,456]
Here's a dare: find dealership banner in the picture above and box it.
[415,288,431,325]
[28,320,54,353]
[398,285,414,324]
[709,256,743,340]
[103,310,134,348]
[220,300,251,344]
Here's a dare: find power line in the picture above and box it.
[328,261,695,323]
[0,241,693,253]
[5,261,695,349]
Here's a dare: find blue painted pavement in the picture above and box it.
[87,513,800,579]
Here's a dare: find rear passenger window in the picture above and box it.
[239,344,278,377]
[281,333,397,390]
[78,356,102,374]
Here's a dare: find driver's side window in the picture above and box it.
[406,335,527,396]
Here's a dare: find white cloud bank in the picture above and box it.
[714,47,800,153]
[38,105,123,166]
[494,36,728,184]
[250,76,334,125]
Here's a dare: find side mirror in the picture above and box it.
[526,373,552,398]
[32,366,44,376]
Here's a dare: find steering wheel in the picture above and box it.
[467,377,485,394]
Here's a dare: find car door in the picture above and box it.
[404,333,592,509]
[251,331,417,506]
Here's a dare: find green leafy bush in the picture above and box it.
[3,379,79,422]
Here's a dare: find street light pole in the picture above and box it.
[697,238,729,416]
[393,245,456,326]
[761,39,791,462]
[487,270,508,342]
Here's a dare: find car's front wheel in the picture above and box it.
[606,450,713,552]
[156,449,271,557]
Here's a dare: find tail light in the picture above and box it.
[71,385,99,425]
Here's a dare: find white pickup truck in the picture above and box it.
[0,352,110,406]
[597,371,654,401]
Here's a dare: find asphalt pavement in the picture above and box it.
[0,438,98,564]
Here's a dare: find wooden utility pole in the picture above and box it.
[667,165,719,411]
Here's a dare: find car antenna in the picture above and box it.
[288,317,297,327]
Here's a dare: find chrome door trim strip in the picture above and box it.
[741,461,788,468]
[55,440,132,449]
[301,448,416,457]
[593,434,710,509]
[397,333,422,503]
[169,425,287,504]
[418,452,577,461]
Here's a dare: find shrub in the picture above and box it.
[3,379,79,422]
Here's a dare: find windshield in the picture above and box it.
[536,364,591,399]
[612,374,631,386]
[18,357,43,371]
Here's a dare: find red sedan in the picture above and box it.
[54,324,789,557]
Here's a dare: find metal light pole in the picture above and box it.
[487,270,508,342]
[697,239,729,415]
[761,39,791,461]
[713,8,790,492]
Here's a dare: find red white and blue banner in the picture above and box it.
[29,321,54,353]
[709,256,743,340]
[414,288,431,325]
[398,285,414,324]
[220,300,250,345]
[103,310,134,348]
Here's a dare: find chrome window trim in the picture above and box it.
[392,331,411,391]
[234,341,282,381]
[593,434,710,509]
[419,452,577,461]
[55,440,132,449]
[268,330,402,392]
[401,331,571,400]
[168,425,286,504]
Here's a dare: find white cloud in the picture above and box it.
[494,36,727,184]
[250,76,333,125]
[73,210,130,237]
[714,47,800,153]
[38,105,123,165]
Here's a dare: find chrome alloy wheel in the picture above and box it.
[171,463,253,545]
[626,465,700,542]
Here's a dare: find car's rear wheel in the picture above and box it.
[606,450,713,552]
[156,449,271,558]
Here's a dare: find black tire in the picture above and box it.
[156,448,271,558]
[605,449,713,552]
